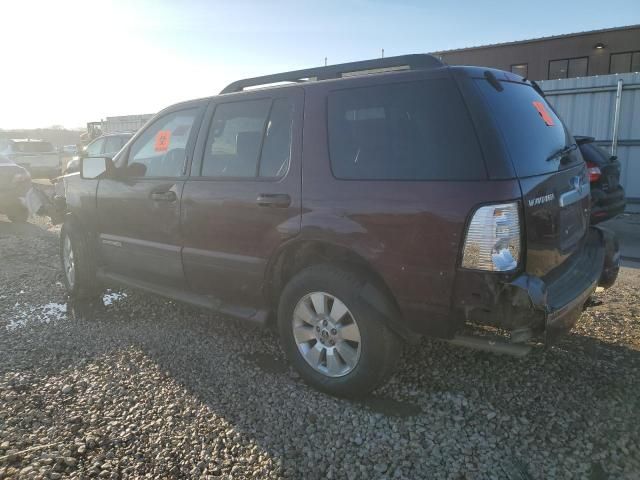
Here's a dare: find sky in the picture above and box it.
[1,0,638,129]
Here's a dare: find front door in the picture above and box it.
[96,105,204,288]
[181,89,303,308]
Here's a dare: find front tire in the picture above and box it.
[278,264,402,398]
[60,221,102,299]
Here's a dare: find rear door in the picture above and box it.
[96,105,204,287]
[475,78,589,277]
[181,88,303,308]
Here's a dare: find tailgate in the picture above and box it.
[520,164,590,276]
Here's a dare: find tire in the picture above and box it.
[277,264,402,398]
[60,220,102,299]
[7,206,28,223]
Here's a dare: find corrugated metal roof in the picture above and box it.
[430,24,640,55]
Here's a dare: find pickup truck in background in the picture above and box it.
[0,138,60,179]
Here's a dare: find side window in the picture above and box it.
[259,98,294,177]
[202,97,293,178]
[85,138,105,156]
[128,108,199,177]
[103,136,124,155]
[327,79,485,181]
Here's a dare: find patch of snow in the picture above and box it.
[6,301,68,331]
[102,291,127,306]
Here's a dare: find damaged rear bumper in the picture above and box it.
[455,227,619,344]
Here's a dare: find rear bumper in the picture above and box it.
[452,227,619,344]
[511,227,618,343]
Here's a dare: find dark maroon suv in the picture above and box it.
[59,55,619,397]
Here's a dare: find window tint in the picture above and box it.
[202,98,293,178]
[476,80,581,178]
[511,64,528,77]
[128,108,199,177]
[259,98,294,177]
[103,136,125,155]
[327,79,485,181]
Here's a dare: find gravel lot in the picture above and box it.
[1,217,639,479]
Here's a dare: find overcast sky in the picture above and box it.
[1,0,638,129]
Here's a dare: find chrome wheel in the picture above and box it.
[292,292,362,377]
[63,235,75,288]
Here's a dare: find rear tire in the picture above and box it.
[60,220,102,300]
[278,264,402,398]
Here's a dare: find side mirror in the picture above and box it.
[80,156,114,179]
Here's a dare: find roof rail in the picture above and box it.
[220,54,444,94]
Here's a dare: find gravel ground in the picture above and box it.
[0,217,639,479]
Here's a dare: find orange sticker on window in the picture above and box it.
[532,101,554,126]
[154,130,171,152]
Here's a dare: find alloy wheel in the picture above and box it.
[292,292,362,377]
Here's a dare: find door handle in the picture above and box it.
[150,191,177,202]
[256,193,291,208]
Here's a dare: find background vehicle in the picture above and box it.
[0,155,31,222]
[59,55,619,397]
[0,138,60,178]
[64,133,133,174]
[576,136,626,224]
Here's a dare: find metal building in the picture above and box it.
[432,24,640,81]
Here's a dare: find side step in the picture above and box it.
[447,335,532,357]
[97,269,268,327]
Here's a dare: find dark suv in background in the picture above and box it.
[575,136,626,224]
[59,55,619,397]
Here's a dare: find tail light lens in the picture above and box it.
[462,202,521,272]
[586,161,601,182]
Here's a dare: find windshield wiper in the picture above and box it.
[546,143,577,162]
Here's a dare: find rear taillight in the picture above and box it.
[586,161,601,182]
[462,202,521,272]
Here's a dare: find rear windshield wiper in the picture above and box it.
[546,143,577,162]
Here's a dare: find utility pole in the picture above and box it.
[324,57,327,66]
[381,48,384,58]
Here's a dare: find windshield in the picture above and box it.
[13,141,55,153]
[475,79,582,178]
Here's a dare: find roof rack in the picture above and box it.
[220,54,444,94]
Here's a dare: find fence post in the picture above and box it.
[611,78,623,157]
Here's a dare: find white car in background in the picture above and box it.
[0,138,60,179]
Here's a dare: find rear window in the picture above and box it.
[328,79,485,180]
[475,80,581,177]
[13,141,55,153]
